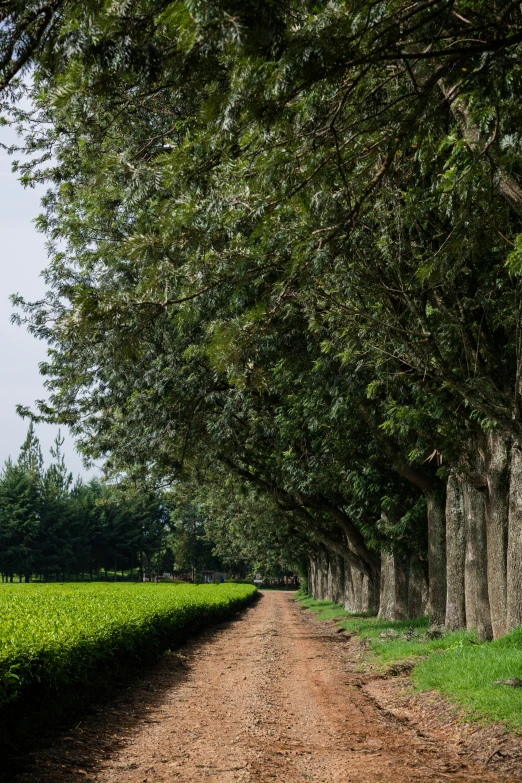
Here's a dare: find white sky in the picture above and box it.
[0,123,99,479]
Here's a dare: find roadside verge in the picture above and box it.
[295,593,522,776]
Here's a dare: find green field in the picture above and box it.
[0,582,256,708]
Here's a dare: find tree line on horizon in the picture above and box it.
[0,425,171,582]
[0,425,253,583]
[1,1,522,636]
[0,425,298,584]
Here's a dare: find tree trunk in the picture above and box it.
[312,552,320,599]
[378,552,396,620]
[316,549,324,599]
[485,432,510,639]
[343,563,355,611]
[463,477,493,641]
[321,551,329,599]
[426,490,447,627]
[332,555,345,605]
[310,556,318,598]
[327,556,335,602]
[363,574,380,613]
[395,557,408,620]
[445,473,466,631]
[378,553,408,620]
[408,562,429,618]
[507,443,522,630]
[344,563,365,612]
[314,552,321,601]
[352,568,364,612]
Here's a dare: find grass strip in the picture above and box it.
[295,594,522,731]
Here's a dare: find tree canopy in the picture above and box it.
[3,2,522,631]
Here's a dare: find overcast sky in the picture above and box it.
[0,124,99,479]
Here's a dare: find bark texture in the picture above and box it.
[408,563,428,619]
[343,563,354,611]
[378,554,414,619]
[318,548,329,600]
[311,548,329,600]
[326,556,335,602]
[507,444,522,630]
[463,478,493,641]
[363,573,380,613]
[426,491,447,627]
[485,432,510,639]
[343,545,368,612]
[327,555,345,605]
[445,473,466,631]
[352,568,364,612]
[309,556,317,598]
[394,557,408,620]
[378,552,396,620]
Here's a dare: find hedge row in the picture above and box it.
[0,582,256,707]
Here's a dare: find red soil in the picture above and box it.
[14,590,521,783]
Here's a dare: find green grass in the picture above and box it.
[338,615,476,664]
[295,595,474,663]
[296,594,522,731]
[415,627,522,730]
[296,595,380,621]
[0,582,256,708]
[295,596,355,621]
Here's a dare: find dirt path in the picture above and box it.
[14,591,520,783]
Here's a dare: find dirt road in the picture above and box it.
[15,591,520,783]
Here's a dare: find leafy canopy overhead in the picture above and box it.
[4,1,522,572]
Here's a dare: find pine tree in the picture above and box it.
[0,459,39,581]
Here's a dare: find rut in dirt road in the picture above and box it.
[13,591,519,783]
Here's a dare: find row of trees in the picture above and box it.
[2,2,522,635]
[0,426,223,582]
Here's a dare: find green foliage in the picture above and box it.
[4,2,522,588]
[0,426,179,582]
[183,470,309,576]
[169,504,222,576]
[0,582,256,708]
[0,461,39,579]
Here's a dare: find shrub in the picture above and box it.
[0,582,256,708]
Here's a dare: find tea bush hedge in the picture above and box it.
[0,582,256,707]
